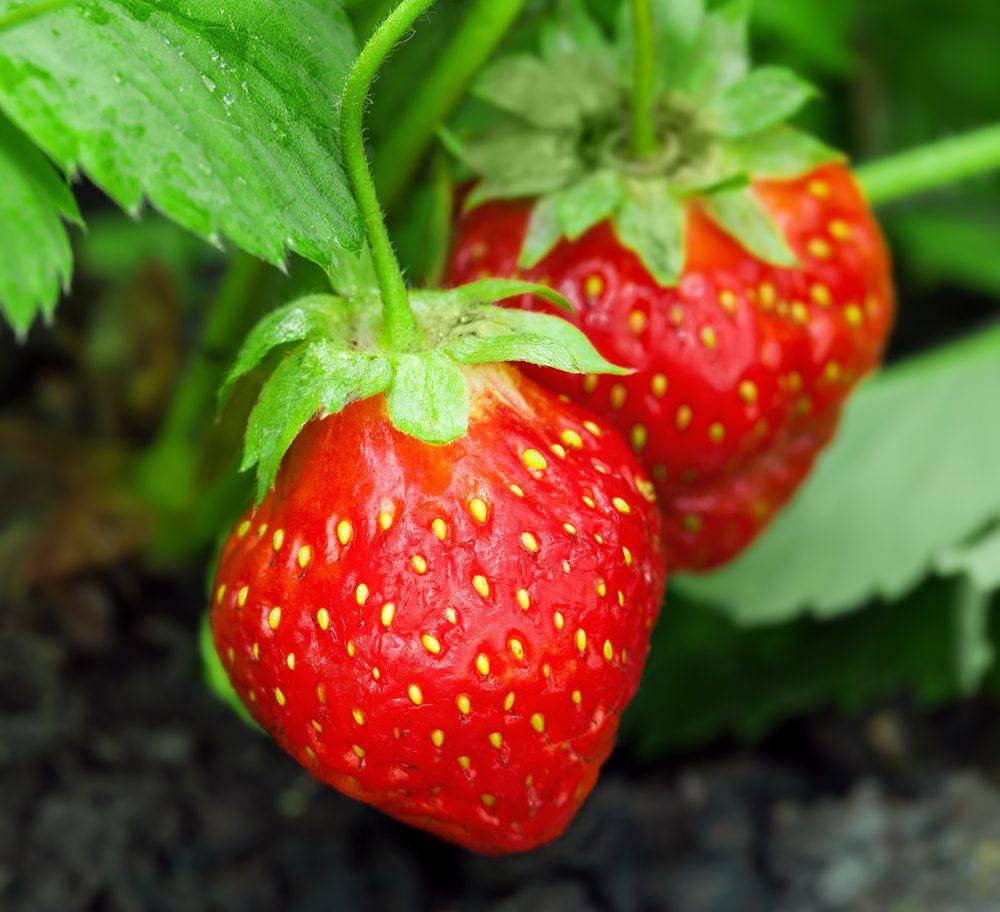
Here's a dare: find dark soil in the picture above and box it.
[4,568,1000,912]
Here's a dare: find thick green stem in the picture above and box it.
[857,124,1000,207]
[0,0,72,34]
[630,0,659,160]
[374,0,528,211]
[341,0,435,352]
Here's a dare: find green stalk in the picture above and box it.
[630,0,659,160]
[134,253,268,513]
[857,124,1000,207]
[0,0,72,34]
[374,0,529,211]
[341,0,436,352]
[156,253,267,446]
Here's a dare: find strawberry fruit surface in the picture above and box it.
[448,163,893,570]
[445,1,895,571]
[212,365,666,854]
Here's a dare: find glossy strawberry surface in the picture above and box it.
[447,164,895,571]
[211,365,666,854]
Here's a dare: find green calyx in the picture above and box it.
[452,0,843,284]
[224,249,625,503]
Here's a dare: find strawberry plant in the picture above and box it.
[2,0,1000,860]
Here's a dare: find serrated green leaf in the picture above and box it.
[710,67,818,138]
[728,126,844,178]
[386,351,468,445]
[520,195,564,268]
[221,295,346,401]
[673,326,1000,626]
[678,0,751,99]
[703,187,797,266]
[556,168,626,239]
[0,0,362,271]
[0,111,81,334]
[414,279,573,315]
[622,578,978,755]
[443,307,628,375]
[243,340,391,502]
[614,187,687,285]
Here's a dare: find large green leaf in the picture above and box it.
[675,326,1000,625]
[623,578,980,755]
[0,0,362,280]
[0,111,80,334]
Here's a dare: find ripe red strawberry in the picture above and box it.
[448,163,894,570]
[211,364,666,855]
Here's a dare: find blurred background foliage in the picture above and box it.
[2,0,999,757]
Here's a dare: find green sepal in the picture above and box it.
[220,295,349,403]
[520,196,564,269]
[729,126,845,178]
[702,187,798,266]
[476,55,593,130]
[411,283,625,375]
[709,67,818,138]
[520,171,626,268]
[451,0,834,290]
[677,0,752,99]
[414,278,574,314]
[614,185,688,285]
[242,339,392,503]
[462,130,583,204]
[228,276,622,500]
[386,351,469,445]
[442,308,628,376]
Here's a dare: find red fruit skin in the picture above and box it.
[211,365,666,855]
[447,164,895,570]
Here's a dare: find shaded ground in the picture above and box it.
[3,569,1000,912]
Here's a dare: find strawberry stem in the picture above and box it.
[630,0,659,161]
[375,0,529,211]
[341,0,436,352]
[857,124,1000,207]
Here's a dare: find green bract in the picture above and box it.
[0,0,363,331]
[452,0,842,284]
[225,258,626,502]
